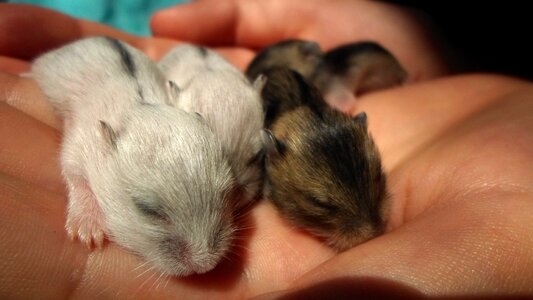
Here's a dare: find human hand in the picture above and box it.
[1,2,533,299]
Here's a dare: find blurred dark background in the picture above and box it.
[391,2,531,80]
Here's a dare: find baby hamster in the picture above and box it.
[312,41,408,111]
[159,44,265,208]
[261,68,388,250]
[246,39,323,82]
[246,40,407,112]
[32,37,236,276]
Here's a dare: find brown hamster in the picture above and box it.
[261,68,389,250]
[246,39,323,81]
[247,40,407,112]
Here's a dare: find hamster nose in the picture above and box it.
[166,238,191,261]
[169,240,218,274]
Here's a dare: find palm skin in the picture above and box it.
[1,1,532,298]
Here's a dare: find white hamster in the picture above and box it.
[159,44,265,209]
[31,36,236,276]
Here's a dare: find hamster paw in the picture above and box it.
[66,210,106,249]
[64,175,107,249]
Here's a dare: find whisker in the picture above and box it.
[154,271,167,290]
[137,268,158,294]
[134,262,153,279]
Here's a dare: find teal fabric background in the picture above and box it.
[6,0,188,36]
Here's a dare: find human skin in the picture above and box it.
[1,1,533,299]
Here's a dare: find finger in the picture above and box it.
[0,72,60,129]
[0,4,80,60]
[0,4,201,63]
[151,0,311,48]
[0,4,138,60]
[151,1,242,46]
[0,56,30,74]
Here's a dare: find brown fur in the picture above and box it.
[247,40,407,102]
[246,39,323,82]
[261,68,389,250]
[312,42,408,97]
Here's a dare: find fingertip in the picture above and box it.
[150,1,237,46]
[149,6,175,36]
[215,47,256,71]
[0,72,60,129]
[135,37,179,61]
[0,56,30,74]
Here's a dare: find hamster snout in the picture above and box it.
[32,37,236,276]
[261,68,389,250]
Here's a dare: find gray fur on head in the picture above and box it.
[159,44,265,209]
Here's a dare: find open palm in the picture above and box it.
[1,1,532,299]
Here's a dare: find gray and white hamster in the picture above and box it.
[159,44,265,209]
[32,37,236,276]
[260,68,389,250]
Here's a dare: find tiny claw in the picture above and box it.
[84,238,93,250]
[65,214,107,250]
[93,232,105,249]
[66,227,75,241]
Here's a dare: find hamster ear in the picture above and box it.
[352,112,368,129]
[166,80,180,106]
[261,129,286,157]
[100,121,118,149]
[253,74,267,92]
[299,40,322,57]
[192,111,214,129]
[194,112,206,122]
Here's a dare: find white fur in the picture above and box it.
[159,44,265,207]
[32,37,235,276]
[158,45,238,88]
